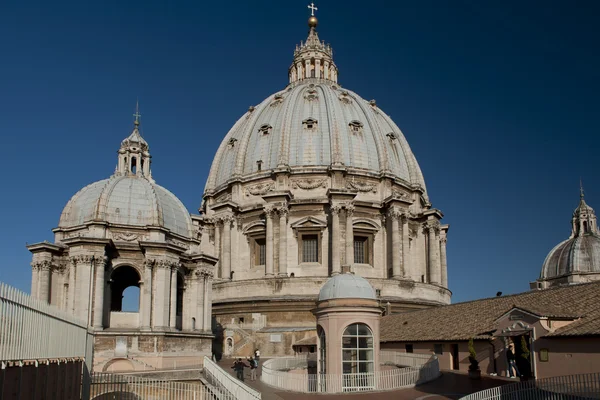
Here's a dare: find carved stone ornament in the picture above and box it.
[304,88,318,101]
[113,232,147,242]
[245,182,274,197]
[345,204,355,216]
[392,190,409,200]
[167,238,190,249]
[195,267,214,279]
[31,260,52,271]
[339,92,352,104]
[346,179,377,193]
[291,178,327,190]
[425,220,441,233]
[264,205,277,218]
[386,207,403,221]
[214,191,232,203]
[278,206,289,218]
[145,258,176,270]
[330,204,343,215]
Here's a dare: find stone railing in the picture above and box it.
[203,356,261,400]
[260,352,440,394]
[460,372,600,400]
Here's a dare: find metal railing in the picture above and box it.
[203,356,261,400]
[460,372,600,400]
[0,282,89,363]
[91,373,209,399]
[260,352,440,393]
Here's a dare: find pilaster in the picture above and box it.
[330,204,342,275]
[278,206,289,276]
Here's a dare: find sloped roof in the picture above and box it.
[380,281,600,342]
[293,336,318,347]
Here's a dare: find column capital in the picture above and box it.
[386,207,403,221]
[264,205,277,218]
[278,205,289,217]
[331,204,343,215]
[345,203,355,216]
[195,266,214,279]
[425,220,441,233]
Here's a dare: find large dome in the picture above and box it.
[59,175,193,238]
[205,82,426,194]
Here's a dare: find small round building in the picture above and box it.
[199,15,451,357]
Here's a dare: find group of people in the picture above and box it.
[232,349,261,382]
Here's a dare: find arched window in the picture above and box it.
[317,325,326,374]
[110,266,141,312]
[342,323,374,377]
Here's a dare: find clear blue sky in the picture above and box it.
[0,0,598,304]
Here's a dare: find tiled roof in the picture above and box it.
[293,336,318,347]
[380,281,600,342]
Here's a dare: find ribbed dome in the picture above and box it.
[318,273,376,301]
[59,175,193,238]
[541,234,600,279]
[204,80,427,194]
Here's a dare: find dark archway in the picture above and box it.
[110,266,141,312]
[176,272,184,330]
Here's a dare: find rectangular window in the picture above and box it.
[255,238,266,266]
[434,344,443,355]
[354,236,369,264]
[302,234,319,263]
[405,344,413,353]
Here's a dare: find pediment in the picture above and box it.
[291,216,327,230]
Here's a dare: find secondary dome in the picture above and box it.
[538,188,600,285]
[59,116,193,238]
[204,20,426,195]
[318,273,377,301]
[59,176,192,238]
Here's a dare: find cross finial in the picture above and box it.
[133,99,141,126]
[308,2,318,16]
[580,178,585,199]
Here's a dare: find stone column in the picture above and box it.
[141,260,153,330]
[38,262,51,303]
[427,223,440,284]
[214,219,221,278]
[402,215,411,280]
[440,234,448,288]
[222,215,232,280]
[388,209,402,279]
[169,267,177,329]
[331,205,342,275]
[265,206,275,276]
[67,258,76,313]
[30,264,39,299]
[204,271,213,331]
[93,257,106,329]
[345,204,355,266]
[278,206,288,276]
[195,270,205,331]
[74,256,92,324]
[153,260,172,329]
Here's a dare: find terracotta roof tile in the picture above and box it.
[380,281,600,342]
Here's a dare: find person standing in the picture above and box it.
[254,349,260,365]
[232,358,249,381]
[507,343,520,378]
[249,356,258,381]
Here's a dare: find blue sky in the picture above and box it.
[0,0,598,304]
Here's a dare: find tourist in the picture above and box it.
[232,358,249,381]
[254,349,260,365]
[249,356,258,381]
[506,343,520,378]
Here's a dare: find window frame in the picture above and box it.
[299,231,322,264]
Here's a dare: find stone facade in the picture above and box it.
[202,17,451,358]
[28,116,216,372]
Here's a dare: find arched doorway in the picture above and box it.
[225,337,234,355]
[109,266,141,329]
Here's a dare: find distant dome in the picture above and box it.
[318,273,376,301]
[59,175,193,238]
[541,234,600,279]
[539,189,600,283]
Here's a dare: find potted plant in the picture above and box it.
[468,338,481,379]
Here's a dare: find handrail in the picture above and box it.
[203,356,261,400]
[261,352,440,393]
[460,371,600,400]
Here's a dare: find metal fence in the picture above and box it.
[460,372,600,400]
[260,353,440,393]
[0,281,93,399]
[0,282,89,363]
[203,356,261,400]
[90,373,208,400]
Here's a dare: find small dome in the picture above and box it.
[59,175,193,238]
[318,273,376,301]
[541,234,600,279]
